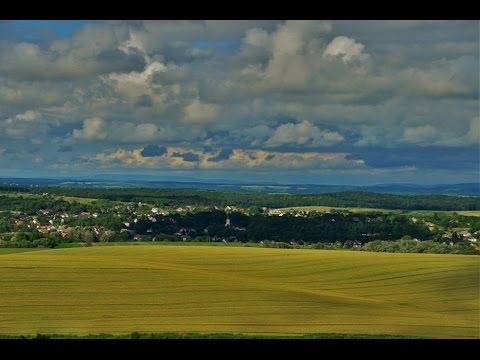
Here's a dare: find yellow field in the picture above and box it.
[458,211,480,217]
[0,246,478,338]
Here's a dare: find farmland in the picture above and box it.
[279,205,480,217]
[0,245,478,338]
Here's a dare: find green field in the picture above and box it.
[0,191,98,205]
[278,205,393,213]
[0,246,478,338]
[279,206,480,217]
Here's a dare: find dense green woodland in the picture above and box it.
[1,184,479,210]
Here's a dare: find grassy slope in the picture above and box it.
[0,246,478,338]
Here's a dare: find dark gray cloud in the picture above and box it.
[172,151,200,162]
[208,148,232,162]
[135,94,153,108]
[141,144,167,157]
[96,47,147,73]
[347,146,480,171]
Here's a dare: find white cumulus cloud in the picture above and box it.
[403,125,437,144]
[324,36,369,63]
[265,120,344,147]
[73,117,107,141]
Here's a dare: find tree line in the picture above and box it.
[1,185,479,210]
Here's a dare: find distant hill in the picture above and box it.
[0,177,478,196]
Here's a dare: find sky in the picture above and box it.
[0,20,478,185]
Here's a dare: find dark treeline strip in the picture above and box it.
[1,185,478,211]
[0,331,419,339]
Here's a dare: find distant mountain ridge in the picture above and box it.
[0,177,478,195]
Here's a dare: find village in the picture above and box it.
[1,194,479,248]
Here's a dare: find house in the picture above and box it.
[353,241,362,248]
[15,219,24,226]
[120,229,135,236]
[37,222,52,234]
[58,227,75,238]
[425,222,435,230]
[344,240,354,248]
[233,226,246,231]
[78,212,91,218]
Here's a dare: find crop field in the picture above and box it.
[457,211,480,217]
[0,246,478,338]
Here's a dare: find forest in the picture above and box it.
[1,184,479,210]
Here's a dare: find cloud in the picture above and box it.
[134,94,153,108]
[265,120,344,147]
[73,117,107,140]
[0,24,146,80]
[14,110,41,121]
[93,146,364,171]
[57,145,73,152]
[0,20,477,182]
[0,110,47,139]
[208,148,233,162]
[324,36,369,63]
[183,99,220,122]
[108,122,160,143]
[141,144,167,157]
[95,47,146,73]
[467,117,479,143]
[403,125,437,144]
[172,151,200,162]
